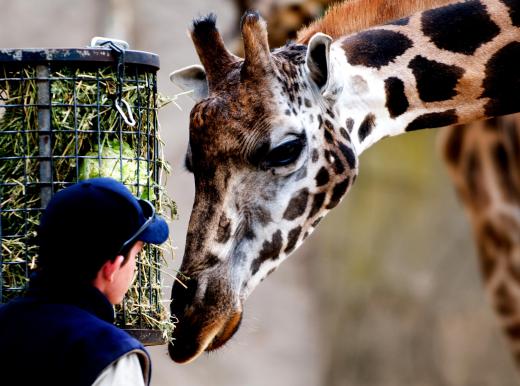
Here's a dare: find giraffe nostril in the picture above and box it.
[170,276,198,312]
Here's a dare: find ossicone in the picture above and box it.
[240,10,273,78]
[190,13,239,91]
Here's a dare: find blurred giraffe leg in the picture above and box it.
[440,114,520,366]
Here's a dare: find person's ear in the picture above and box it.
[100,255,125,282]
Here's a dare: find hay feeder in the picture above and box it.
[0,40,174,345]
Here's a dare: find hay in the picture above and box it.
[0,63,176,340]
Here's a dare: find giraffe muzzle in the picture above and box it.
[168,275,244,363]
[168,309,243,363]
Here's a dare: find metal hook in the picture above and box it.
[115,98,136,127]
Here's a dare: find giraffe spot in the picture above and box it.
[330,150,345,175]
[477,240,497,282]
[408,56,464,102]
[324,149,331,161]
[504,118,520,167]
[331,87,342,96]
[311,148,319,162]
[506,324,520,340]
[243,224,256,240]
[266,267,277,278]
[339,127,350,141]
[513,350,520,367]
[203,253,220,269]
[358,113,376,142]
[492,142,520,203]
[284,226,302,254]
[326,109,336,119]
[351,75,369,94]
[283,188,309,220]
[339,143,357,170]
[315,167,330,186]
[341,29,413,69]
[501,0,520,27]
[311,217,323,228]
[216,213,231,243]
[405,110,458,131]
[251,205,272,226]
[308,192,326,219]
[422,0,500,55]
[384,77,409,118]
[493,283,516,316]
[326,178,350,209]
[346,118,355,133]
[325,119,334,130]
[304,98,312,108]
[324,127,334,144]
[465,150,490,209]
[481,42,520,117]
[386,16,410,26]
[251,230,283,275]
[442,125,467,166]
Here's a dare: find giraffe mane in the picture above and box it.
[296,0,454,44]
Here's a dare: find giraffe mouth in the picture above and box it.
[168,310,243,364]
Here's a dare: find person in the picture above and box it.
[0,177,169,386]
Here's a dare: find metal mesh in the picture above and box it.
[0,49,171,343]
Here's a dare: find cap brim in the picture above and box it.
[138,215,169,245]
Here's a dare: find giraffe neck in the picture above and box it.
[326,0,520,155]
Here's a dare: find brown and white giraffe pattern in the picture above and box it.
[168,0,520,363]
[336,0,520,152]
[245,0,520,369]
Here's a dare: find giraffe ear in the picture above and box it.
[169,65,209,102]
[306,33,333,92]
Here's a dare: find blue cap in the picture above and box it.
[37,177,169,280]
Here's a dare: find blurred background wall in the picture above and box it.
[0,0,518,385]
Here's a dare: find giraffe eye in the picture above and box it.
[262,137,305,169]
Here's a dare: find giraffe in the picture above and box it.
[168,0,520,364]
[240,0,520,370]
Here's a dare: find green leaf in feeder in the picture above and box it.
[79,139,155,200]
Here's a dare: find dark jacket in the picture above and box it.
[0,281,151,386]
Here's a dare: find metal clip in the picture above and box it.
[90,36,129,51]
[115,98,136,127]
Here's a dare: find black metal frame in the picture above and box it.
[0,48,164,343]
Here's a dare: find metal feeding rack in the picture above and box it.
[0,40,174,345]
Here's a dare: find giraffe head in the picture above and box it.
[168,12,357,363]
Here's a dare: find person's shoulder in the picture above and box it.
[0,295,41,322]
